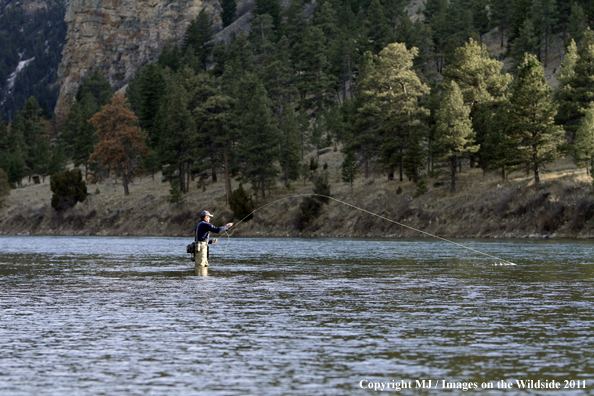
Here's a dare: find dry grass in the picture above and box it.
[1,153,593,238]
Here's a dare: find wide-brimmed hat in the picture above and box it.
[200,210,214,218]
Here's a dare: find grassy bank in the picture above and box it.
[1,152,594,239]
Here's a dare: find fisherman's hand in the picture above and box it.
[226,222,233,228]
[212,238,218,244]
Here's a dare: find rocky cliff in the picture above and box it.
[55,0,223,120]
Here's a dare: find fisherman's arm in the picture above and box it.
[207,222,233,244]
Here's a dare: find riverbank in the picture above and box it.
[1,154,594,239]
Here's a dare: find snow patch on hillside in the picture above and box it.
[6,57,35,93]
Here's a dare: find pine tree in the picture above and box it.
[568,3,587,45]
[341,149,358,194]
[490,0,513,47]
[426,5,448,73]
[282,0,308,49]
[254,0,281,28]
[221,0,237,28]
[21,97,47,181]
[61,70,113,176]
[169,178,182,203]
[89,94,149,195]
[414,178,428,197]
[229,183,254,220]
[33,137,50,182]
[443,39,512,169]
[155,83,197,194]
[260,37,301,186]
[359,43,430,181]
[531,0,558,67]
[472,0,491,43]
[509,0,533,44]
[397,17,434,77]
[6,154,26,187]
[192,71,236,204]
[249,14,276,63]
[476,97,516,179]
[263,36,297,109]
[327,31,358,100]
[364,0,393,55]
[47,142,67,177]
[142,150,161,180]
[72,102,97,177]
[343,54,382,179]
[75,69,113,108]
[423,0,447,23]
[221,35,254,97]
[506,53,564,184]
[444,39,512,107]
[0,168,10,204]
[555,29,594,141]
[278,108,302,186]
[211,44,228,78]
[237,74,279,197]
[5,111,27,186]
[573,104,594,175]
[62,100,98,177]
[124,68,143,116]
[313,1,340,44]
[157,41,182,73]
[403,130,426,182]
[183,9,214,70]
[558,39,579,84]
[434,81,478,193]
[294,26,336,115]
[555,38,578,132]
[0,119,8,171]
[139,63,166,147]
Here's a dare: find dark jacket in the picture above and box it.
[194,220,229,243]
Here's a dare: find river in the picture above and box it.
[1,236,593,395]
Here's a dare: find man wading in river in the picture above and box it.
[194,210,233,272]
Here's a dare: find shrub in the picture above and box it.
[298,197,323,230]
[396,186,403,195]
[230,183,254,221]
[0,168,10,206]
[313,172,330,203]
[7,155,25,188]
[414,179,428,197]
[539,203,565,233]
[569,198,594,232]
[299,173,331,230]
[169,179,182,204]
[50,169,87,211]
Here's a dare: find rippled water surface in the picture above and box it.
[1,236,594,395]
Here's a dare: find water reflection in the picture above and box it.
[0,236,593,395]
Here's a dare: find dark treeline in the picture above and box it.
[2,0,594,203]
[0,0,67,122]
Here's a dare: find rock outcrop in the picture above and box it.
[55,0,222,120]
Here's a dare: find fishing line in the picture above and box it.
[214,194,517,265]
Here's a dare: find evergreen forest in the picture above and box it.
[2,0,594,204]
[0,0,67,122]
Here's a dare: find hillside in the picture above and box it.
[2,151,594,239]
[0,0,66,120]
[3,0,594,240]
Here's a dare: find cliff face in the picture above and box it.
[55,0,222,119]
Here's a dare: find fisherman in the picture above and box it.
[194,210,233,271]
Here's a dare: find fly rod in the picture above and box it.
[220,194,517,265]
